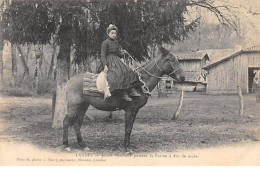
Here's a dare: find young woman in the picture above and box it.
[100,24,141,101]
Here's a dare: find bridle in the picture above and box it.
[124,51,181,95]
[125,51,180,79]
[154,57,181,77]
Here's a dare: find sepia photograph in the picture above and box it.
[0,0,259,166]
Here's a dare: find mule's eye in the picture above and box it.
[169,57,176,62]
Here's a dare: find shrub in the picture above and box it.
[37,78,54,95]
[3,86,34,97]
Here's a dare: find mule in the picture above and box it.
[63,47,185,152]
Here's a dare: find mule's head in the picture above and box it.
[159,47,185,83]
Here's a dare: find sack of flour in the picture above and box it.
[96,71,111,99]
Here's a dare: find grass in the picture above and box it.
[0,92,259,155]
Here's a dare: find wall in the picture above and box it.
[179,60,201,72]
[206,51,260,94]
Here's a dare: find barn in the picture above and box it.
[171,51,210,91]
[202,46,260,94]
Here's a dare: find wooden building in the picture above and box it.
[173,51,210,91]
[202,46,260,94]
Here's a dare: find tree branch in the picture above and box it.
[188,0,239,34]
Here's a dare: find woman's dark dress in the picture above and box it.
[101,38,141,92]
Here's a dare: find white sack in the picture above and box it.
[96,71,111,99]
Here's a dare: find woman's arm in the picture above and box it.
[101,40,108,66]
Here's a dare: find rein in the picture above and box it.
[155,57,181,76]
[123,51,180,96]
[124,51,163,79]
[125,51,180,79]
[169,67,180,75]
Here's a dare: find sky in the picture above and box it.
[186,0,260,49]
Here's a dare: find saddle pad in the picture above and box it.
[83,90,104,97]
[83,72,103,95]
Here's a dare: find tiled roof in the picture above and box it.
[202,46,260,69]
[174,51,209,61]
[199,48,237,66]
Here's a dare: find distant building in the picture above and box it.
[170,51,210,92]
[202,46,260,94]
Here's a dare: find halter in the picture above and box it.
[154,57,181,77]
[169,66,180,75]
[126,51,180,79]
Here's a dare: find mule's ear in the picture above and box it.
[160,47,169,57]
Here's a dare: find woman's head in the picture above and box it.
[107,24,118,39]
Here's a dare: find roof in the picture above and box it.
[199,48,237,63]
[174,51,209,61]
[202,46,260,69]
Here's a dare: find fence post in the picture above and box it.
[237,86,244,117]
[171,90,184,120]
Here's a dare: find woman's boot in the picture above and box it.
[121,91,132,102]
[129,88,141,97]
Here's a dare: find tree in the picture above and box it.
[11,43,17,87]
[2,0,239,128]
[2,0,78,127]
[17,45,30,82]
[0,0,5,91]
[47,37,57,79]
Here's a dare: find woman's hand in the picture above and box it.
[104,65,108,73]
[121,49,127,55]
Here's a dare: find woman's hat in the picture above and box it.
[107,24,118,33]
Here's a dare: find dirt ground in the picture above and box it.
[0,92,260,156]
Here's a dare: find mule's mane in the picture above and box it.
[135,58,156,71]
[135,47,169,70]
[135,52,166,71]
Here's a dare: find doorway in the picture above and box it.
[248,67,260,93]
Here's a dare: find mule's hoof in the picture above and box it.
[58,145,71,152]
[65,147,71,152]
[84,147,90,151]
[125,148,133,155]
[78,141,89,149]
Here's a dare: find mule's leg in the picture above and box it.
[108,111,113,120]
[73,103,89,148]
[124,109,138,152]
[63,113,74,149]
[63,103,87,149]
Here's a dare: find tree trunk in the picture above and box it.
[0,8,4,91]
[0,31,3,91]
[34,57,39,94]
[38,45,44,78]
[85,57,93,73]
[26,45,30,60]
[48,42,57,79]
[11,44,17,87]
[52,23,72,128]
[52,69,57,122]
[17,45,29,81]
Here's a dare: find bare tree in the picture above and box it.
[188,0,240,33]
[11,44,17,87]
[17,45,30,82]
[48,41,57,79]
[0,1,4,90]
